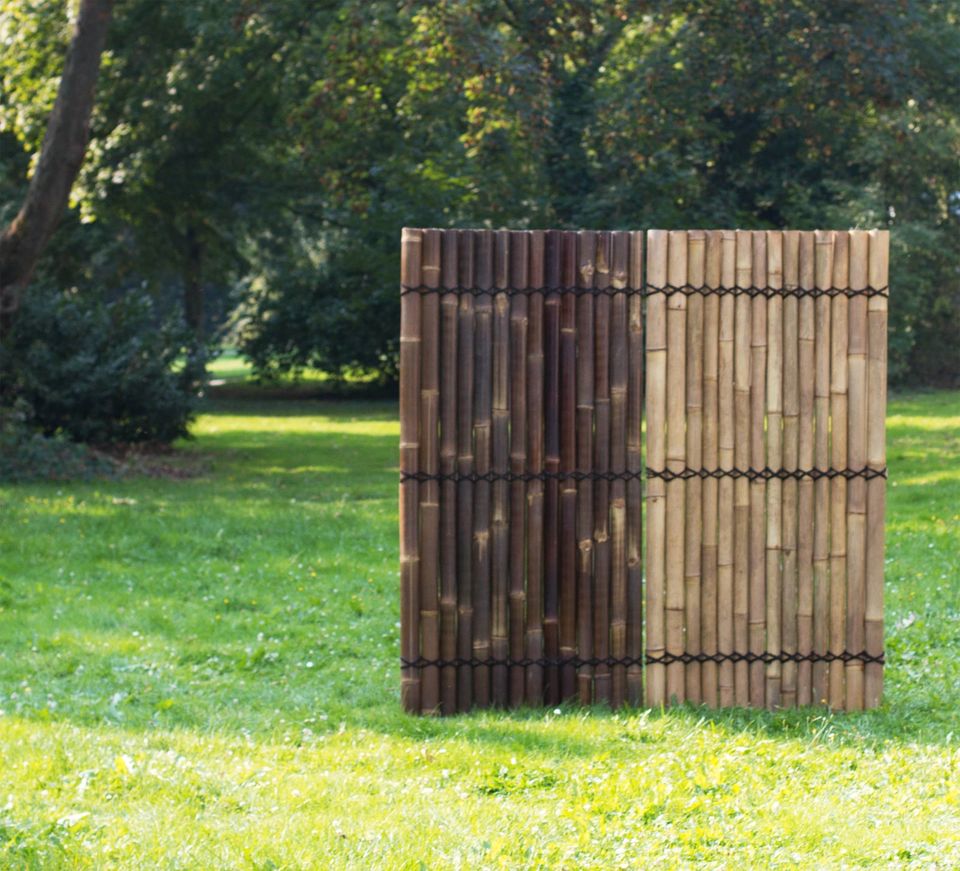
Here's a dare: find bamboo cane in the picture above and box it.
[717,230,736,707]
[701,230,721,709]
[400,228,423,713]
[685,230,705,705]
[829,230,849,711]
[814,230,835,707]
[609,230,630,708]
[781,231,800,707]
[439,230,459,714]
[559,231,578,700]
[665,230,688,705]
[576,230,596,705]
[526,230,546,705]
[797,231,815,705]
[865,229,889,709]
[508,231,529,707]
[627,230,645,706]
[733,229,752,706]
[749,230,768,708]
[765,231,783,709]
[456,230,476,712]
[543,230,562,705]
[593,231,613,705]
[645,229,669,707]
[418,229,442,715]
[846,230,869,711]
[472,229,494,709]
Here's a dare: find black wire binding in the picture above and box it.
[401,650,885,669]
[400,282,889,299]
[401,467,887,484]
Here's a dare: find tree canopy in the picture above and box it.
[2,0,959,412]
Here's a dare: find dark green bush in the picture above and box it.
[0,286,196,445]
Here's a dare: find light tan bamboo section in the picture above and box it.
[647,228,887,711]
[400,228,643,714]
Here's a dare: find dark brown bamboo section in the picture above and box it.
[419,229,441,714]
[439,230,459,715]
[399,228,422,713]
[526,231,546,705]
[558,231,578,701]
[456,231,475,713]
[542,231,562,705]
[399,227,886,714]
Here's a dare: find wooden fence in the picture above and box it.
[400,227,888,714]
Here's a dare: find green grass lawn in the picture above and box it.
[0,391,958,869]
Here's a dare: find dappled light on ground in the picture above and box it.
[0,394,958,867]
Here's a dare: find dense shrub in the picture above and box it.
[0,286,196,444]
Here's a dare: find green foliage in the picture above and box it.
[0,401,118,481]
[0,285,195,444]
[3,0,960,393]
[0,392,957,865]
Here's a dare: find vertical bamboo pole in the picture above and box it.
[456,231,476,712]
[508,231,529,707]
[733,229,752,706]
[593,231,613,705]
[645,229,668,707]
[765,231,783,709]
[846,230,869,711]
[717,230,736,707]
[666,230,688,705]
[626,230,645,706]
[700,231,721,709]
[419,230,442,715]
[472,230,494,709]
[865,229,889,709]
[559,231,579,700]
[814,230,835,707]
[781,231,800,707]
[543,231,562,705]
[797,231,816,705]
[685,231,705,705]
[609,230,630,708]
[439,231,459,715]
[576,230,596,705]
[830,230,850,711]
[491,230,512,708]
[399,229,423,713]
[749,230,768,708]
[526,230,546,705]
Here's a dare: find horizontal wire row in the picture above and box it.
[402,650,885,669]
[401,466,887,483]
[400,283,889,299]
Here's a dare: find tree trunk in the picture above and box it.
[0,0,114,335]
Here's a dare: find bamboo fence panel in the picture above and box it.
[400,227,886,714]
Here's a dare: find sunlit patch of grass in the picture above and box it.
[0,391,958,868]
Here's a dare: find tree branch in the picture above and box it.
[0,0,114,332]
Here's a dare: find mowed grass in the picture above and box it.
[0,391,958,869]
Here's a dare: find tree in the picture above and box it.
[0,0,113,334]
